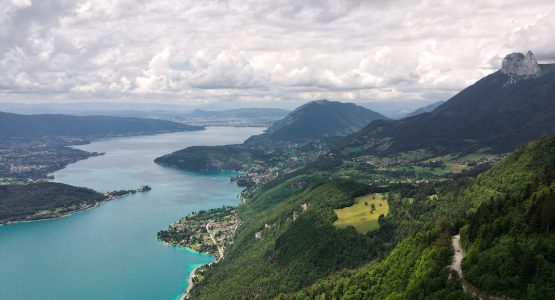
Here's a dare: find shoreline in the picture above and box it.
[159,207,239,299]
[1,201,103,226]
[61,129,244,299]
[0,191,140,226]
[180,264,203,300]
[159,241,215,300]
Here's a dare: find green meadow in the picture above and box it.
[333,193,389,234]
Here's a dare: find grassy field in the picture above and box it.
[333,193,389,234]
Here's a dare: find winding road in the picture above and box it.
[206,222,225,261]
[451,234,464,277]
[451,235,514,300]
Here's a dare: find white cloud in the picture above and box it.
[0,0,554,107]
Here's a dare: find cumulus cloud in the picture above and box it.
[0,0,554,107]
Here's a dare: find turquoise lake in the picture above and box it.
[0,126,264,300]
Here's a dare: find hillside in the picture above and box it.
[154,145,268,171]
[246,100,387,144]
[0,182,105,224]
[285,135,555,299]
[189,177,390,299]
[0,111,203,139]
[344,52,555,154]
[183,134,555,299]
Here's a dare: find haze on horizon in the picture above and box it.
[1,0,554,110]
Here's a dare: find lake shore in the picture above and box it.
[159,242,214,300]
[158,205,241,298]
[1,201,103,226]
[1,187,150,226]
[180,264,203,300]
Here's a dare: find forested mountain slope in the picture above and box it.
[285,136,555,300]
[189,175,397,299]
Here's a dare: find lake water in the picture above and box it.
[0,127,264,300]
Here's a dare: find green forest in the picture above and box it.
[0,182,104,224]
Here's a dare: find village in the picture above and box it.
[157,206,240,258]
[0,137,102,184]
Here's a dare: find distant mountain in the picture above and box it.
[344,51,555,154]
[155,100,386,171]
[188,108,289,119]
[0,111,203,139]
[405,101,445,118]
[247,100,387,144]
[0,103,290,126]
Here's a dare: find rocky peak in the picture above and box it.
[501,51,540,76]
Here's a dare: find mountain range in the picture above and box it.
[0,111,202,139]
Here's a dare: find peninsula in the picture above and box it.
[0,183,152,225]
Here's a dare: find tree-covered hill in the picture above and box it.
[154,145,268,171]
[0,182,105,224]
[246,100,387,144]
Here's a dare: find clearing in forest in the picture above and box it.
[333,193,389,234]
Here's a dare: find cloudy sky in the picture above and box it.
[0,0,554,109]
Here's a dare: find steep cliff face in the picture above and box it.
[501,51,540,76]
